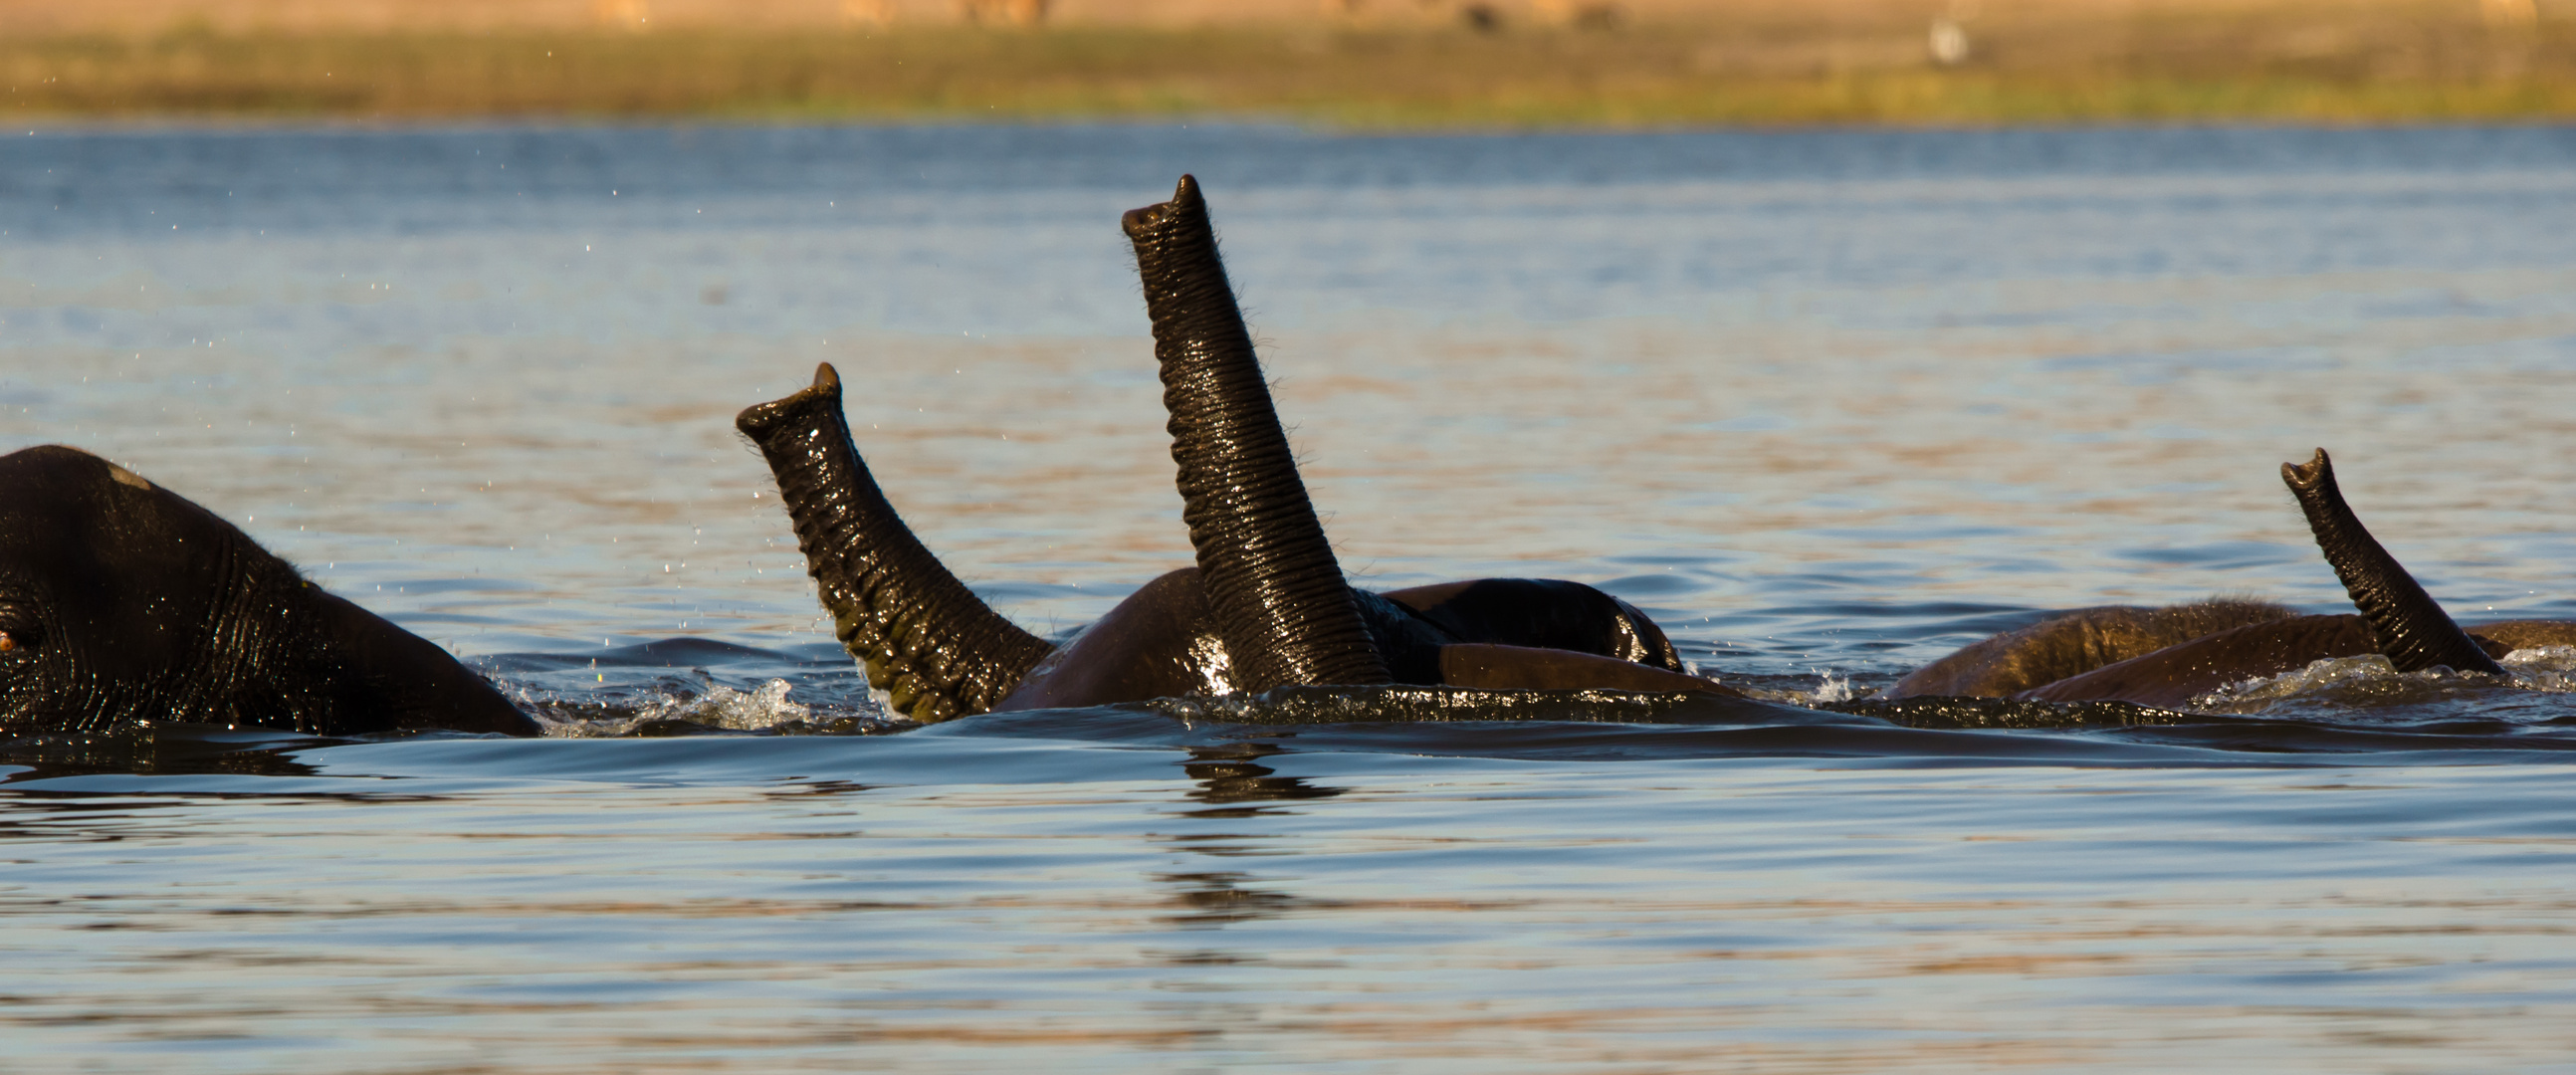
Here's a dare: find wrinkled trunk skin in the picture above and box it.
[2281,449,2505,676]
[737,363,1053,720]
[1124,175,1391,691]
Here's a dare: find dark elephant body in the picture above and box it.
[2010,613,2384,709]
[2466,621,2576,652]
[1126,183,1391,692]
[1897,609,2555,711]
[990,568,1707,712]
[742,177,1734,720]
[0,445,536,737]
[1886,599,2300,700]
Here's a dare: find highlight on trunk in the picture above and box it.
[737,362,1053,720]
[2280,448,2506,676]
[1123,174,1392,691]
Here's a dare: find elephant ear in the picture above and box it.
[738,363,1053,720]
[1124,175,1391,691]
[2281,448,2505,676]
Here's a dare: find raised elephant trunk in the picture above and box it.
[2281,448,2505,676]
[1124,175,1392,691]
[738,363,1053,720]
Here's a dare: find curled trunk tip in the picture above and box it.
[1123,174,1200,240]
[737,362,844,441]
[2280,447,2329,493]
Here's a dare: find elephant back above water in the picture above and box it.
[0,445,537,737]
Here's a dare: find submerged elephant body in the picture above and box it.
[1903,610,2387,710]
[0,445,536,737]
[1901,609,2576,711]
[1888,450,2576,710]
[995,570,1700,712]
[1885,598,2304,700]
[742,177,1734,720]
[36,174,2473,731]
[741,364,1727,720]
[34,176,2555,735]
[746,178,2576,723]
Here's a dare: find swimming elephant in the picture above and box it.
[1888,449,2576,709]
[0,445,537,737]
[739,176,1732,721]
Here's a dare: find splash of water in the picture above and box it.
[2191,647,2576,716]
[1809,667,1859,704]
[1147,683,1805,726]
[535,678,820,738]
[2502,645,2576,690]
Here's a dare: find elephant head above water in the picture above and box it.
[0,445,537,737]
[740,176,1732,721]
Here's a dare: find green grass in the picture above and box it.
[3,18,2573,126]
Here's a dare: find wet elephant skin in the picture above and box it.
[1889,448,2567,711]
[737,363,1053,723]
[1886,599,2299,700]
[2013,614,2527,710]
[2282,448,2506,676]
[2012,614,2382,709]
[745,175,1727,721]
[992,568,1718,712]
[0,445,536,737]
[1126,175,1391,692]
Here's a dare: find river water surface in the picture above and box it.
[5,123,2576,1071]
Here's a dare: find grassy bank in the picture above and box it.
[4,11,2574,125]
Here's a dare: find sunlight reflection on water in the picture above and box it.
[8,755,2576,1072]
[4,123,2576,1070]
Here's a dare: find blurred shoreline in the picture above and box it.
[1,0,2570,125]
